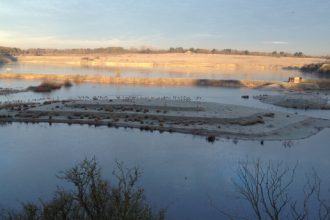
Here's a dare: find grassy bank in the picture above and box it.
[0,54,14,63]
[301,62,330,74]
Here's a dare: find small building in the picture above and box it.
[288,77,302,83]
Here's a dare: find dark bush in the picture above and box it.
[0,157,167,220]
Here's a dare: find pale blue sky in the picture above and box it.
[0,0,329,55]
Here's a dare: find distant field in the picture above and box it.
[14,54,327,69]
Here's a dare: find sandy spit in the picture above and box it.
[254,91,330,110]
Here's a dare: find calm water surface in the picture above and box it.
[1,65,329,219]
[0,123,329,219]
[1,62,328,80]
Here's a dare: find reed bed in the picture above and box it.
[0,73,281,88]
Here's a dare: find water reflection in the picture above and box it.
[0,123,329,219]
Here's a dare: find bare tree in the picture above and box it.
[208,157,330,220]
[290,170,330,220]
[0,157,167,220]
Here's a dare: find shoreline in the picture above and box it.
[1,72,330,90]
[0,72,282,88]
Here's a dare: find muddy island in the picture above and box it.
[1,98,330,141]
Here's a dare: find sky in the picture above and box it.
[0,0,329,55]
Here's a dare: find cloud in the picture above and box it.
[0,31,140,49]
[189,34,222,39]
[262,41,291,44]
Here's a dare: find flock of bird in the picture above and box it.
[116,95,204,102]
[0,94,205,106]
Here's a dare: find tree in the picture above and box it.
[224,49,232,54]
[208,157,330,220]
[245,50,249,55]
[0,157,167,220]
[280,51,285,57]
[273,51,278,55]
[294,52,304,57]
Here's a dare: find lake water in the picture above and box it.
[0,122,329,219]
[0,64,330,219]
[1,62,328,80]
[1,78,330,120]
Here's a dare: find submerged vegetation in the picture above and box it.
[0,157,167,220]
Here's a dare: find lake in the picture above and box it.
[0,64,330,219]
[0,122,329,219]
[1,78,330,120]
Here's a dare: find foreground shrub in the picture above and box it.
[0,157,167,220]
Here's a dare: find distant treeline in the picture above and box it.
[0,45,328,58]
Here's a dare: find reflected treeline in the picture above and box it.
[0,121,12,127]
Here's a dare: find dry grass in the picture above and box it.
[301,62,324,72]
[319,64,330,74]
[39,81,62,89]
[301,62,330,74]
